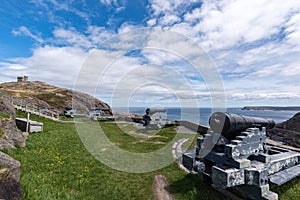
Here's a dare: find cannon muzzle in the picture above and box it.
[209,112,275,140]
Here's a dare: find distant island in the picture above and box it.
[242,106,300,111]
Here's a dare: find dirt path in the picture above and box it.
[152,175,174,200]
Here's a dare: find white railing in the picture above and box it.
[0,93,59,121]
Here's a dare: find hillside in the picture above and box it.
[0,81,111,115]
[268,112,300,148]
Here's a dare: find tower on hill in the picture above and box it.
[17,76,29,83]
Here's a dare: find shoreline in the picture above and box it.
[242,106,300,111]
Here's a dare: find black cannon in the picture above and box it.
[182,112,300,200]
[209,112,275,140]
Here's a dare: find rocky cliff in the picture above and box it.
[0,81,111,114]
[268,112,300,148]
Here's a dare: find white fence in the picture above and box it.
[0,93,59,121]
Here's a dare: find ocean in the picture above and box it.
[113,107,299,126]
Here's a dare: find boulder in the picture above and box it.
[0,152,21,181]
[0,97,27,149]
[0,177,22,200]
[0,97,15,118]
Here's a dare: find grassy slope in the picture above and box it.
[2,111,300,199]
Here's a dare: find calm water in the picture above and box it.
[113,107,299,126]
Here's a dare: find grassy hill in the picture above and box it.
[0,81,111,114]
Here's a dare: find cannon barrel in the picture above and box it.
[146,108,166,115]
[209,112,275,139]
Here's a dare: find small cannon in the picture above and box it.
[182,112,300,200]
[143,108,168,129]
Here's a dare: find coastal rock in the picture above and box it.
[0,97,27,149]
[276,112,300,132]
[268,112,300,148]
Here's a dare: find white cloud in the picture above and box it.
[159,14,181,26]
[194,0,300,50]
[148,0,172,16]
[148,0,300,50]
[145,0,300,106]
[53,28,92,48]
[118,23,140,34]
[148,0,189,16]
[100,0,125,12]
[100,0,118,6]
[52,26,116,49]
[30,0,91,24]
[12,26,44,43]
[285,12,300,47]
[86,26,115,45]
[0,46,88,87]
[147,19,157,26]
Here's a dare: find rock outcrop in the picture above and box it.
[0,97,27,149]
[268,112,300,148]
[0,81,112,114]
[0,152,21,182]
[0,98,24,199]
[0,175,23,200]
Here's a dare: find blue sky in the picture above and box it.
[0,0,300,108]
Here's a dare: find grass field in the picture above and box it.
[2,111,300,199]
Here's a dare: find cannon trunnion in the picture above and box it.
[182,112,300,200]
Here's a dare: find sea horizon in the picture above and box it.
[112,107,300,126]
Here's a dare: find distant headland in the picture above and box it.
[242,106,300,111]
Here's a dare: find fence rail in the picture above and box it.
[0,93,59,121]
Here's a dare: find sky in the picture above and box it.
[0,0,300,108]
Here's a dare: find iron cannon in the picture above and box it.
[209,112,275,140]
[182,112,300,200]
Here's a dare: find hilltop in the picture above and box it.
[0,81,111,114]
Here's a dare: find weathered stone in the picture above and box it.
[0,177,22,200]
[0,139,15,149]
[0,152,21,181]
[0,96,27,149]
[0,97,16,118]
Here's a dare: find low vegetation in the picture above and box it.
[0,112,11,119]
[2,111,300,199]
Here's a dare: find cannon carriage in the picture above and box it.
[182,112,300,200]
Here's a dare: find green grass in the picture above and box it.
[2,111,300,199]
[0,111,11,119]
